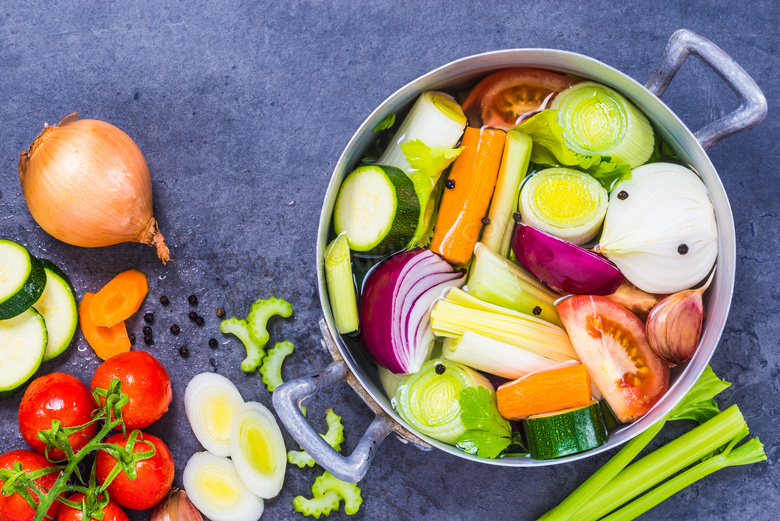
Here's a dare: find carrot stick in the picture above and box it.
[496,363,591,420]
[79,293,131,360]
[430,127,506,265]
[89,269,148,327]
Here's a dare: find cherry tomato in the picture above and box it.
[462,68,580,129]
[95,432,174,510]
[0,450,61,521]
[56,493,128,521]
[557,295,669,423]
[18,373,98,459]
[90,351,172,431]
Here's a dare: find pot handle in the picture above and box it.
[646,29,767,150]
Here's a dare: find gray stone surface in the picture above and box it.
[0,1,778,520]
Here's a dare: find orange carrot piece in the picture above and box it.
[496,363,591,421]
[430,127,506,265]
[89,269,148,327]
[79,293,131,360]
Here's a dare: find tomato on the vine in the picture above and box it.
[0,450,61,521]
[18,373,97,459]
[96,432,174,510]
[56,493,128,521]
[90,351,172,430]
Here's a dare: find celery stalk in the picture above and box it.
[324,234,359,334]
[481,130,532,256]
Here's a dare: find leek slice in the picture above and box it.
[518,167,608,245]
[443,331,559,379]
[551,82,654,168]
[394,359,492,445]
[376,91,467,247]
[183,452,264,521]
[184,373,245,457]
[324,234,359,334]
[230,401,287,499]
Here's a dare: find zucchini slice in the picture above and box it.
[0,240,47,320]
[0,308,47,398]
[333,165,420,253]
[523,401,608,459]
[34,260,78,361]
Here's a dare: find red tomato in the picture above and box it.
[56,493,128,521]
[90,351,172,430]
[557,295,669,423]
[0,450,61,521]
[18,373,98,459]
[95,432,174,510]
[462,68,580,129]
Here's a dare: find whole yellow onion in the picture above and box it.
[18,113,170,263]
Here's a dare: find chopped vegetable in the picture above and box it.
[230,401,287,499]
[183,452,264,521]
[221,296,293,372]
[324,234,359,334]
[184,373,245,457]
[259,340,295,392]
[431,287,577,363]
[481,130,533,255]
[311,472,363,514]
[220,317,266,370]
[89,269,149,327]
[293,490,340,519]
[32,260,75,359]
[496,364,592,421]
[523,401,608,460]
[456,386,522,459]
[518,167,608,245]
[78,293,131,361]
[0,239,46,320]
[0,308,47,398]
[430,126,506,265]
[467,242,561,326]
[288,409,345,468]
[372,112,395,132]
[603,280,660,321]
[595,163,718,293]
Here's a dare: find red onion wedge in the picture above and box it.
[360,249,466,374]
[511,223,624,295]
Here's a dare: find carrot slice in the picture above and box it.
[79,293,131,360]
[496,363,591,421]
[88,269,148,327]
[430,127,506,265]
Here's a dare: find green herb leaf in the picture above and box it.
[456,386,520,459]
[401,139,462,179]
[372,113,396,132]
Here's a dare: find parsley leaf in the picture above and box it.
[372,113,396,132]
[456,386,525,459]
[400,139,462,179]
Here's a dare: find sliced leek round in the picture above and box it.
[551,81,654,167]
[519,167,608,245]
[184,373,245,457]
[183,451,264,521]
[230,401,287,499]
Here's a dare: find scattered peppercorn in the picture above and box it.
[435,363,446,375]
[188,311,198,321]
[533,306,542,316]
[678,243,689,255]
[179,345,189,357]
[159,295,170,306]
[216,307,226,318]
[513,212,522,224]
[143,312,154,324]
[195,316,205,326]
[170,324,181,335]
[209,338,218,348]
[617,190,629,200]
[209,357,217,368]
[143,334,154,345]
[188,294,199,306]
[481,217,490,226]
[128,333,136,345]
[143,325,152,335]
[445,179,455,189]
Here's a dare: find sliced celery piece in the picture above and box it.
[287,409,345,468]
[324,234,359,334]
[259,341,295,392]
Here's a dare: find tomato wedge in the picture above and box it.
[557,295,669,423]
[462,68,580,130]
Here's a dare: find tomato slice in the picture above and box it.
[557,295,669,423]
[462,68,580,130]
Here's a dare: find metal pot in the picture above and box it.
[274,29,767,482]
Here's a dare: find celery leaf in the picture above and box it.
[372,113,395,132]
[457,386,523,459]
[401,139,462,179]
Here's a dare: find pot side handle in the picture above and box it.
[646,29,767,151]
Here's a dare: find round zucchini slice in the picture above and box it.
[0,308,47,398]
[34,259,78,361]
[0,240,47,320]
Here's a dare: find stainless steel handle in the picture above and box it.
[646,29,767,150]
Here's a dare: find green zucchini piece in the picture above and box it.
[524,401,608,459]
[333,165,420,253]
[0,240,47,320]
[33,260,79,361]
[0,308,47,398]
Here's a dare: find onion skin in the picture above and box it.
[19,113,170,263]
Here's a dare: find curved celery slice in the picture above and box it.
[287,409,345,468]
[220,318,266,372]
[311,472,363,515]
[246,297,293,346]
[260,341,295,392]
[324,235,358,334]
[293,490,340,519]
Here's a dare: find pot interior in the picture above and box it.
[317,48,735,466]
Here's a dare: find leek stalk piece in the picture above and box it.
[442,331,559,379]
[394,359,492,445]
[467,242,562,326]
[481,130,533,256]
[324,234,359,334]
[551,82,655,168]
[377,91,467,247]
[431,287,577,362]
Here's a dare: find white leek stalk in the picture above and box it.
[324,234,359,334]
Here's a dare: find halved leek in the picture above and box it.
[431,288,578,362]
[467,242,561,326]
[518,167,608,245]
[324,234,359,334]
[551,82,654,168]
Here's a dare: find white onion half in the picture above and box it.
[183,451,264,521]
[230,402,287,499]
[185,373,245,457]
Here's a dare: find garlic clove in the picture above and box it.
[604,280,662,321]
[646,289,705,366]
[150,489,203,521]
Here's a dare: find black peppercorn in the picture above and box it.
[216,307,226,318]
[678,244,689,255]
[195,316,205,326]
[170,324,180,335]
[481,217,490,226]
[617,190,629,200]
[143,312,154,324]
[533,306,542,316]
[188,311,198,321]
[188,294,198,306]
[143,325,152,335]
[209,338,218,348]
[179,345,189,357]
[143,334,154,345]
[160,295,170,306]
[128,333,136,345]
[445,179,455,189]
[434,363,446,375]
[513,212,522,224]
